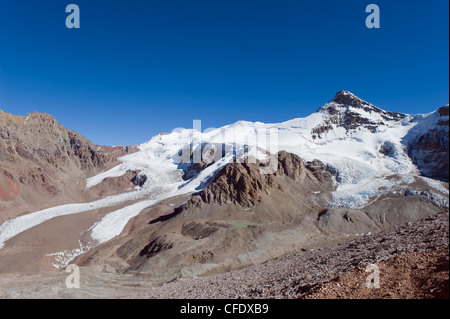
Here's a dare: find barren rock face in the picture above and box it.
[192,151,332,208]
[407,105,449,181]
[0,109,118,175]
[330,90,406,121]
[0,109,119,214]
[199,158,276,207]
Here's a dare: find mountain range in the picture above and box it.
[0,90,448,292]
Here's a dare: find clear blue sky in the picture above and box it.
[0,0,448,146]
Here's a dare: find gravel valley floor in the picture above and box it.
[135,211,449,299]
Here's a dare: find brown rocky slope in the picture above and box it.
[135,211,449,299]
[0,109,135,222]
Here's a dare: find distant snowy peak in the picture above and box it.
[312,91,407,139]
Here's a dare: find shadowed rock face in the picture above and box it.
[0,109,119,211]
[407,105,449,181]
[177,143,232,180]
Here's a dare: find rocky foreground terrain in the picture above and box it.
[135,211,449,299]
[0,211,446,299]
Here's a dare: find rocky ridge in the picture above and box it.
[0,109,120,218]
[184,151,333,209]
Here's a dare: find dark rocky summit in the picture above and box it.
[312,90,406,138]
[406,105,449,181]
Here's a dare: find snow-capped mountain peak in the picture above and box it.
[312,91,408,139]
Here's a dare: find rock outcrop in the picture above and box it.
[184,151,333,209]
